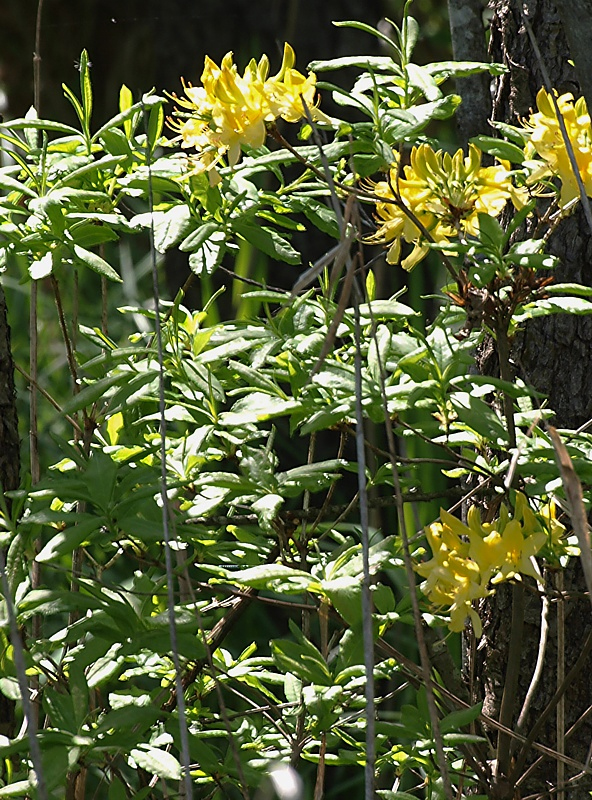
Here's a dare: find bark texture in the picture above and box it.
[447,0,491,142]
[0,282,20,739]
[474,1,592,797]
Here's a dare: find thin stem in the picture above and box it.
[15,363,82,435]
[0,544,48,800]
[33,0,44,114]
[367,292,454,799]
[51,275,79,392]
[516,582,550,732]
[556,570,565,800]
[352,279,376,800]
[509,628,592,783]
[145,103,194,800]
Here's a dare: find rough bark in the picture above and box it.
[447,0,491,143]
[473,2,592,797]
[0,283,20,739]
[0,285,19,495]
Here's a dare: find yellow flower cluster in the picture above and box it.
[367,143,526,270]
[416,495,551,636]
[170,44,328,179]
[524,88,592,208]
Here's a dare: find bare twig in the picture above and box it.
[145,102,194,800]
[547,425,592,605]
[516,580,550,733]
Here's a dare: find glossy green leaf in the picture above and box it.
[72,244,122,281]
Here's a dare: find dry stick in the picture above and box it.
[297,102,377,799]
[509,627,592,783]
[26,1,45,790]
[352,279,377,800]
[376,636,592,781]
[368,310,454,799]
[51,275,79,391]
[270,126,461,284]
[547,425,592,603]
[294,432,316,773]
[313,735,327,800]
[556,570,565,800]
[515,586,550,733]
[14,363,82,436]
[144,106,194,800]
[101,277,108,337]
[0,545,48,800]
[186,592,252,800]
[184,488,462,528]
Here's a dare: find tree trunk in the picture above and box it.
[0,282,20,739]
[473,2,592,797]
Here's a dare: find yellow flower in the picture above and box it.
[524,88,592,208]
[367,144,526,270]
[265,44,330,124]
[169,44,327,173]
[416,494,547,635]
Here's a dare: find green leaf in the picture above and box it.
[179,220,220,252]
[425,60,508,82]
[17,589,103,621]
[450,391,508,442]
[147,100,165,151]
[513,296,592,321]
[29,252,54,281]
[252,493,284,531]
[60,371,133,416]
[108,778,128,800]
[92,94,162,143]
[52,154,127,190]
[148,205,195,253]
[129,747,182,780]
[439,702,483,734]
[1,118,80,134]
[478,213,505,248]
[544,283,592,297]
[271,620,332,686]
[79,50,93,129]
[290,197,341,239]
[232,219,301,264]
[36,518,104,563]
[189,230,226,275]
[333,20,400,52]
[402,15,420,61]
[358,299,419,321]
[0,780,34,797]
[0,172,37,198]
[208,563,314,593]
[308,55,400,73]
[471,135,525,164]
[220,392,301,425]
[405,63,441,101]
[72,244,122,282]
[381,95,461,142]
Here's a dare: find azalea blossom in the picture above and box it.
[367,143,527,270]
[416,494,548,636]
[523,88,592,208]
[169,44,328,179]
